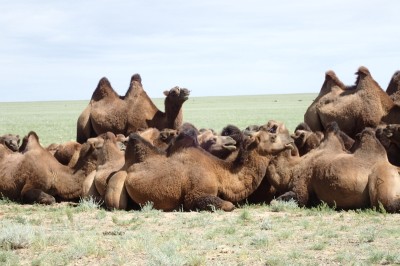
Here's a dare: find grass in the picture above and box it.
[1,95,400,265]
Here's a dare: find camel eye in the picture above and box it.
[269,125,277,133]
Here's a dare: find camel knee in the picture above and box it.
[22,189,56,205]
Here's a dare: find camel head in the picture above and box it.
[0,133,20,152]
[163,86,190,104]
[247,120,295,155]
[291,129,323,156]
[383,124,400,146]
[221,124,245,147]
[198,129,237,158]
[167,124,199,156]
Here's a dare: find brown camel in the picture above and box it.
[76,74,190,143]
[308,67,400,137]
[137,127,177,150]
[276,123,400,212]
[0,133,20,152]
[0,132,98,204]
[385,70,400,105]
[120,120,294,212]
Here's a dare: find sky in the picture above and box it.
[0,1,399,102]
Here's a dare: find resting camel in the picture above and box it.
[0,133,20,152]
[0,132,99,204]
[276,123,400,212]
[119,120,294,212]
[76,74,190,143]
[305,67,400,137]
[385,70,400,105]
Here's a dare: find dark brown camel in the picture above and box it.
[0,132,98,204]
[76,74,190,143]
[120,120,294,212]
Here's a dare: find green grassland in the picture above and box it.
[0,93,315,145]
[1,94,400,265]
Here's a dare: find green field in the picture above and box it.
[0,93,315,146]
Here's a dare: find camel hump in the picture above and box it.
[98,77,111,87]
[325,70,346,89]
[357,66,371,76]
[130,73,142,85]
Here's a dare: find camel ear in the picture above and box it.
[163,90,169,96]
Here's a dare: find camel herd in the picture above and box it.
[1,67,400,213]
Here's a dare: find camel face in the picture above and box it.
[0,134,20,152]
[164,87,190,103]
[383,124,400,146]
[198,129,237,158]
[251,121,295,155]
[291,129,323,156]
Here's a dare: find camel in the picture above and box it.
[385,70,400,105]
[0,132,99,204]
[119,120,294,212]
[0,134,20,152]
[76,74,190,143]
[305,67,400,137]
[275,123,400,212]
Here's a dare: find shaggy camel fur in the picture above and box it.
[197,129,237,159]
[386,70,400,105]
[276,123,400,212]
[0,132,98,204]
[120,120,294,211]
[308,67,400,137]
[76,74,190,143]
[0,134,20,152]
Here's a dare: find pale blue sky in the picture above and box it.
[1,1,399,102]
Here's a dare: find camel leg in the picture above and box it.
[82,170,102,202]
[22,188,56,205]
[292,177,312,207]
[105,171,128,210]
[184,195,235,212]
